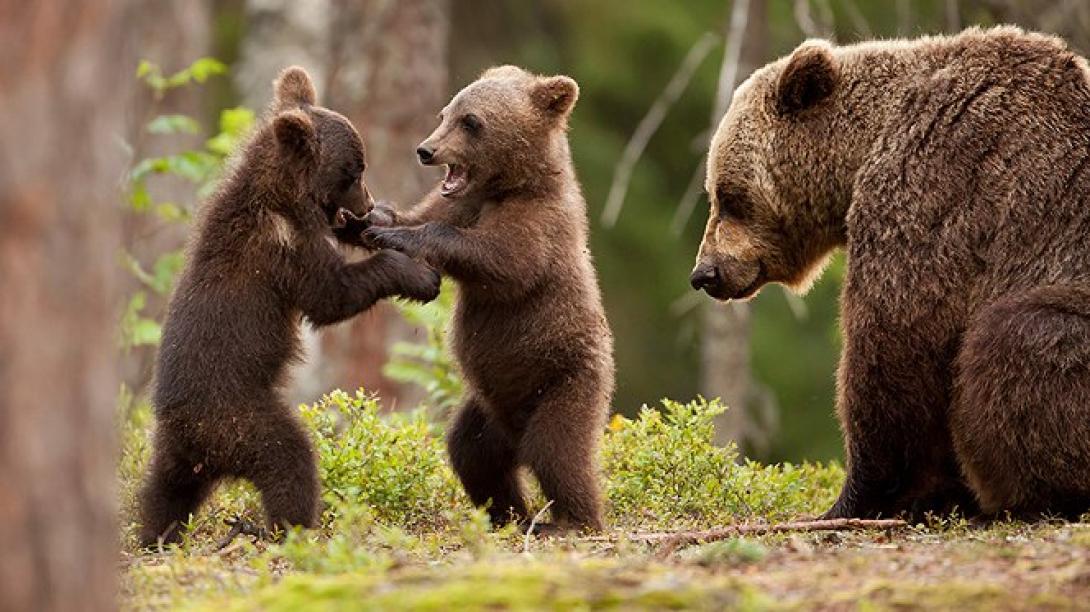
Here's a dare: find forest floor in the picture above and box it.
[118,392,1090,610]
[121,519,1090,610]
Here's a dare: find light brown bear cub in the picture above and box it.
[691,27,1090,520]
[362,66,615,533]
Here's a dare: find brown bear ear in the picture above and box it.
[273,66,317,111]
[531,75,579,118]
[273,109,318,163]
[776,41,837,116]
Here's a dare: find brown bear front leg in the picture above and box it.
[823,298,967,520]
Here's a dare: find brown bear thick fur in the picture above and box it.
[138,67,440,547]
[361,66,615,532]
[690,27,1090,520]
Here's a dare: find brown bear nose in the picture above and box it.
[416,145,435,164]
[689,263,720,291]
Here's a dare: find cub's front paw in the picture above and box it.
[332,208,371,246]
[363,226,417,256]
[363,200,399,228]
[378,249,439,303]
[401,262,441,303]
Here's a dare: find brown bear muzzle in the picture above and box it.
[690,258,766,301]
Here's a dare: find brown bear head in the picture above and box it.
[415,65,579,199]
[691,40,849,301]
[268,66,375,224]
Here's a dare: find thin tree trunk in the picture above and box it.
[0,2,134,610]
[703,0,767,449]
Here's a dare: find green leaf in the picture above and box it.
[154,202,189,223]
[149,251,184,295]
[206,107,255,156]
[130,318,162,346]
[128,182,152,212]
[136,59,156,79]
[188,57,227,83]
[146,114,201,135]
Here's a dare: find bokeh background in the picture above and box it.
[117,0,1090,464]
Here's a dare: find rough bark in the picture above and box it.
[122,0,212,390]
[0,2,134,610]
[320,0,450,406]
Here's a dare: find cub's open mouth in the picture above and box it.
[441,164,469,197]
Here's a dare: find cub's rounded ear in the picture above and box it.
[776,40,837,116]
[531,75,579,118]
[273,109,317,162]
[273,66,317,111]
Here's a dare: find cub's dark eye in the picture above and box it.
[460,114,482,134]
[715,185,751,220]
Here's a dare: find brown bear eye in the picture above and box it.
[460,114,482,135]
[716,185,750,221]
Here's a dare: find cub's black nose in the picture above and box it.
[689,263,720,291]
[416,146,435,164]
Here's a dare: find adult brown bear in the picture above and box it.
[690,27,1090,520]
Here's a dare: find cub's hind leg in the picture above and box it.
[138,437,218,548]
[518,378,609,533]
[952,286,1090,518]
[447,397,528,527]
[234,403,320,535]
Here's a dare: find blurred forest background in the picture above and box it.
[117,0,1090,464]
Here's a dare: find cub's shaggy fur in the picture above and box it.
[363,66,614,532]
[139,67,440,547]
[691,27,1090,519]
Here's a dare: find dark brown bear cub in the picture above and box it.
[138,67,440,547]
[363,66,615,533]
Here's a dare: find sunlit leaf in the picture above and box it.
[146,114,201,135]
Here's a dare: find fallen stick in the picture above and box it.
[575,518,907,557]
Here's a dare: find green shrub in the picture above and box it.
[603,398,736,527]
[300,390,464,531]
[603,397,842,528]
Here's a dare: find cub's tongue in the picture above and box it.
[441,165,468,196]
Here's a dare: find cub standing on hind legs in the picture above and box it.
[362,66,615,534]
[138,67,440,548]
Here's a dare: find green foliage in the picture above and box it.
[120,58,254,353]
[603,398,842,528]
[604,398,736,527]
[137,57,227,98]
[383,282,464,416]
[300,390,464,531]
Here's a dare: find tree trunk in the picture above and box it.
[0,2,134,610]
[122,0,212,391]
[321,0,451,407]
[703,0,768,450]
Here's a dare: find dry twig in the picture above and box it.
[575,518,907,559]
[522,500,554,555]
